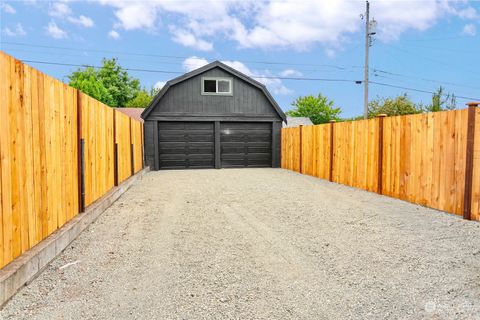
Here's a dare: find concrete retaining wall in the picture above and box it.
[0,167,149,307]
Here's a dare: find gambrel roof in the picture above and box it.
[141,60,286,122]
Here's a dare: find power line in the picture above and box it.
[1,47,361,74]
[1,41,363,70]
[18,59,480,101]
[21,59,360,83]
[372,69,480,91]
[369,81,480,101]
[5,41,478,92]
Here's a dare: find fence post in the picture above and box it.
[130,118,134,176]
[329,120,336,182]
[141,122,145,169]
[299,125,303,173]
[377,114,387,194]
[464,102,479,220]
[76,90,85,213]
[113,110,118,187]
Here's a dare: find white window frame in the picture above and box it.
[201,77,233,96]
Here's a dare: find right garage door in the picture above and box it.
[220,122,272,168]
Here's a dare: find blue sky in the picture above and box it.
[1,0,479,117]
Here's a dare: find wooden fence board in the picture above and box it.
[0,51,144,269]
[470,108,480,221]
[281,108,479,220]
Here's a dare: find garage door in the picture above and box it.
[158,122,214,169]
[220,122,272,168]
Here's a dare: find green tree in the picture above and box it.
[126,87,160,108]
[286,94,341,124]
[68,58,141,107]
[368,94,421,117]
[97,58,140,107]
[425,86,456,112]
[67,67,114,106]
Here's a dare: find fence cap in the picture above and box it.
[466,102,480,107]
[329,120,337,123]
[377,114,387,117]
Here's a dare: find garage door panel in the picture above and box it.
[159,159,187,168]
[221,153,270,160]
[222,122,270,129]
[184,122,214,130]
[220,122,272,168]
[221,135,245,142]
[248,146,271,153]
[247,135,271,142]
[188,135,214,142]
[158,121,214,169]
[159,134,186,142]
[188,159,215,167]
[221,146,245,154]
[188,147,215,155]
[159,147,187,155]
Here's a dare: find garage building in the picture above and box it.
[141,61,286,170]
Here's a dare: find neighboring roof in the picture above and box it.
[141,60,286,122]
[283,117,313,128]
[115,108,145,122]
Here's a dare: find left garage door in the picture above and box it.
[158,122,215,169]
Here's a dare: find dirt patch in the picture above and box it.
[1,169,480,319]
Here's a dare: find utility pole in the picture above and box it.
[363,1,376,119]
[363,1,370,119]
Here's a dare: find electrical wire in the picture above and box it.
[369,81,480,101]
[372,69,480,91]
[0,41,363,70]
[20,59,360,82]
[5,41,478,91]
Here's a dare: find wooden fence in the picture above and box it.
[282,107,480,221]
[0,51,144,268]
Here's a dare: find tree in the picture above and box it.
[67,67,114,106]
[286,94,341,124]
[125,87,160,108]
[97,58,140,107]
[368,94,421,117]
[424,86,456,112]
[68,58,141,107]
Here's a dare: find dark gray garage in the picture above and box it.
[141,61,286,170]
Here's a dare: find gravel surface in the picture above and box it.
[1,168,480,319]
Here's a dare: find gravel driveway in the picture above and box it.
[1,169,480,319]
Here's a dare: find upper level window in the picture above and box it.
[201,77,232,95]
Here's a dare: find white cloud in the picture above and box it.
[279,69,303,78]
[1,3,16,14]
[68,15,94,28]
[49,2,71,17]
[108,30,120,39]
[154,81,167,90]
[113,3,157,30]
[462,23,476,36]
[170,27,213,51]
[2,23,26,37]
[182,56,209,72]
[45,21,68,39]
[98,0,478,50]
[221,60,292,95]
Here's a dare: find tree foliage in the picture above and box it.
[424,86,456,112]
[286,94,341,124]
[367,87,457,119]
[68,58,141,107]
[368,94,421,118]
[125,87,160,108]
[67,67,115,106]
